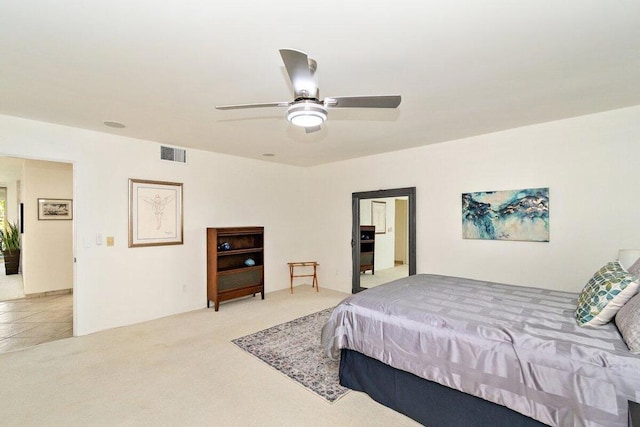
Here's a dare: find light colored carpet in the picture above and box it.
[0,284,419,426]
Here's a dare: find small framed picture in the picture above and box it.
[38,198,73,220]
[372,201,386,234]
[129,179,184,248]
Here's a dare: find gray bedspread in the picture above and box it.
[321,274,640,427]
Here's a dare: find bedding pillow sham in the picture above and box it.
[575,260,639,327]
[628,257,640,277]
[615,292,640,353]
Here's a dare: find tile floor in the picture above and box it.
[0,293,73,354]
[0,269,25,301]
[360,263,409,288]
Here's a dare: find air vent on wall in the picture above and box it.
[160,146,187,163]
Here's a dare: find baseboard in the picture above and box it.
[26,289,73,299]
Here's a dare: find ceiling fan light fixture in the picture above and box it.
[286,102,327,128]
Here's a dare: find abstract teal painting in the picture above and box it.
[462,188,549,241]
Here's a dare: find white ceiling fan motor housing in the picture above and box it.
[286,101,327,127]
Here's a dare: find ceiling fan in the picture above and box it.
[215,49,401,133]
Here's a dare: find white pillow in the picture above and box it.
[628,257,640,278]
[618,249,640,271]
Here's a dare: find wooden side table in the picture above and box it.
[287,262,319,294]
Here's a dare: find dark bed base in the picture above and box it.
[339,349,548,427]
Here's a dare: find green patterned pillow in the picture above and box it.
[575,261,639,327]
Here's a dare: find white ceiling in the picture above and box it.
[1,1,639,167]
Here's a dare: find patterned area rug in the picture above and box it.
[232,307,349,403]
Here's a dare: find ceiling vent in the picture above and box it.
[160,146,186,163]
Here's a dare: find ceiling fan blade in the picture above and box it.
[215,102,290,110]
[279,49,318,99]
[324,95,401,109]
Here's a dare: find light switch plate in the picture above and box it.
[106,236,114,247]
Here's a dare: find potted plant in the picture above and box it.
[0,222,21,275]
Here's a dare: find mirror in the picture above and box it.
[352,187,416,293]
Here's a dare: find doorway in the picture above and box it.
[351,187,416,293]
[0,156,74,353]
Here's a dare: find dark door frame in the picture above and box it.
[351,187,416,293]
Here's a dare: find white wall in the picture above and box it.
[307,105,640,294]
[0,114,311,335]
[1,105,639,335]
[7,185,17,227]
[22,159,73,294]
[0,159,21,226]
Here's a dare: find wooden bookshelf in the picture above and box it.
[207,226,264,311]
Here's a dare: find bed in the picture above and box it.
[321,274,640,427]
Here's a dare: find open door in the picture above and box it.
[351,187,416,293]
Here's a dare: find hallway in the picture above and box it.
[0,252,73,354]
[0,293,72,354]
[360,263,409,288]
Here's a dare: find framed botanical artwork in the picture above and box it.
[372,201,386,234]
[129,179,183,248]
[38,198,73,220]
